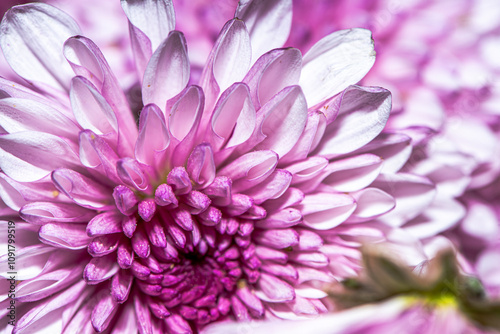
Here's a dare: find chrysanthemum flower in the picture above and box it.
[0,0,432,332]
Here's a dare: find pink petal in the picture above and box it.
[88,234,120,257]
[116,157,150,192]
[0,132,80,182]
[372,173,436,227]
[64,36,137,154]
[187,144,216,189]
[109,303,138,333]
[403,198,465,239]
[295,229,323,251]
[243,47,301,108]
[143,31,190,108]
[70,76,118,137]
[16,264,82,302]
[280,110,327,164]
[236,286,264,316]
[39,222,92,249]
[208,83,256,155]
[111,270,134,303]
[254,85,308,158]
[298,192,356,230]
[244,169,292,204]
[79,130,120,184]
[352,132,412,173]
[200,19,251,110]
[83,256,119,284]
[255,273,295,302]
[321,154,383,192]
[300,29,376,106]
[135,103,170,168]
[286,156,329,184]
[255,207,302,229]
[167,85,204,166]
[121,0,175,75]
[253,228,299,249]
[0,98,80,141]
[13,280,87,334]
[0,174,61,211]
[91,293,119,332]
[0,3,81,92]
[86,211,123,237]
[52,168,112,210]
[348,188,396,223]
[236,0,292,63]
[313,86,392,157]
[20,202,94,225]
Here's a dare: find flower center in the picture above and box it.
[98,165,265,325]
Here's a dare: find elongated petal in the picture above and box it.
[300,28,376,106]
[0,3,81,92]
[14,280,87,334]
[372,173,436,227]
[86,212,123,237]
[143,31,190,108]
[218,150,278,193]
[70,77,118,137]
[299,192,356,230]
[64,36,138,155]
[20,202,94,225]
[236,0,292,63]
[0,98,80,141]
[167,85,205,166]
[135,103,170,167]
[208,83,256,153]
[91,293,119,332]
[244,48,302,108]
[255,273,295,302]
[121,0,175,52]
[254,85,308,158]
[16,264,82,302]
[403,198,465,239]
[200,19,251,109]
[348,188,396,223]
[187,144,216,189]
[313,86,391,157]
[0,132,80,182]
[79,130,120,184]
[39,223,92,249]
[52,168,112,209]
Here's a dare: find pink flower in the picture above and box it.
[0,1,439,333]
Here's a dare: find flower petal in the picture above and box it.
[121,0,175,75]
[253,85,308,158]
[135,103,170,168]
[236,0,292,63]
[372,173,436,227]
[39,223,92,249]
[0,3,81,92]
[0,132,80,182]
[314,86,391,157]
[200,19,251,109]
[299,192,356,230]
[300,28,376,107]
[208,83,256,156]
[255,273,295,302]
[0,98,80,141]
[143,31,190,109]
